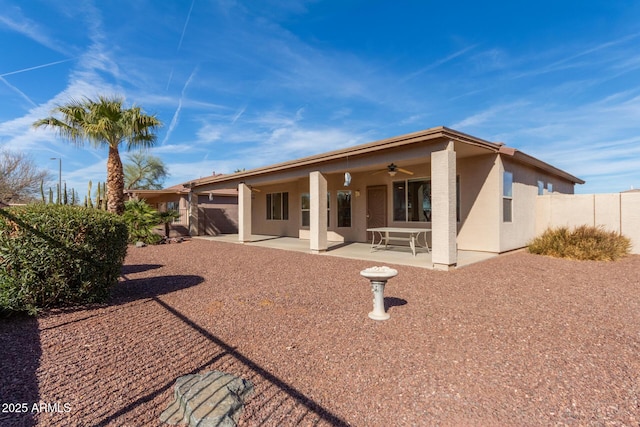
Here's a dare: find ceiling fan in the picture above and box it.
[372,163,414,177]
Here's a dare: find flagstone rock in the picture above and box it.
[160,371,254,427]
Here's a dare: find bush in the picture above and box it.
[0,204,128,315]
[122,199,162,244]
[528,225,631,261]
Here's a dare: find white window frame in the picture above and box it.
[503,171,513,222]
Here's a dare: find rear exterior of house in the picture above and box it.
[185,127,583,269]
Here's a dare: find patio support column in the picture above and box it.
[238,183,252,243]
[188,191,199,236]
[310,171,328,253]
[431,141,457,270]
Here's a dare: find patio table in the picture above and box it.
[366,227,431,256]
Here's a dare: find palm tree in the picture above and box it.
[33,96,162,215]
[158,209,181,238]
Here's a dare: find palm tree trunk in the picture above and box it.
[106,146,125,215]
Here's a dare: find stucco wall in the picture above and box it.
[535,192,640,254]
[498,157,579,252]
[251,182,301,237]
[499,157,538,252]
[456,154,501,252]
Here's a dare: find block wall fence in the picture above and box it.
[535,193,640,254]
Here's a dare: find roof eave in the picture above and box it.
[499,147,585,184]
[190,126,503,187]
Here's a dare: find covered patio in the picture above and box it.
[195,234,498,269]
[186,126,583,270]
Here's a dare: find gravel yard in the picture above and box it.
[1,238,639,426]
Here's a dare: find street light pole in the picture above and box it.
[50,157,61,203]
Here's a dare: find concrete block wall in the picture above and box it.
[535,193,640,254]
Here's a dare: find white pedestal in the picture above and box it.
[360,266,398,321]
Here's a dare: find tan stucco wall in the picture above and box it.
[499,157,537,252]
[456,154,501,252]
[251,181,300,237]
[536,193,640,254]
[498,156,579,252]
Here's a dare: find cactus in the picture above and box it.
[40,180,45,203]
[63,182,68,205]
[87,180,93,208]
[103,182,108,210]
[96,182,101,209]
[48,188,53,204]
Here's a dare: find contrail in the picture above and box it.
[231,105,247,124]
[162,67,198,145]
[402,45,477,82]
[0,57,75,77]
[177,0,196,52]
[0,76,37,107]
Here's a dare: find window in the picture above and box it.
[547,182,553,193]
[503,171,513,222]
[327,192,330,227]
[266,192,288,220]
[393,181,407,221]
[167,201,179,211]
[456,176,461,223]
[393,179,430,221]
[537,180,544,196]
[337,190,351,227]
[393,177,460,222]
[301,193,310,227]
[301,193,330,227]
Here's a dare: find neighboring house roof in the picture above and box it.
[187,126,584,188]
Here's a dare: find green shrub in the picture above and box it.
[528,225,631,261]
[122,199,162,244]
[0,204,128,315]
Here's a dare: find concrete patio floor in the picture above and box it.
[194,234,498,269]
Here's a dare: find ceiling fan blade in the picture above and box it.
[371,169,387,175]
[397,167,414,175]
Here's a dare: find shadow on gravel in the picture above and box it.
[94,297,351,427]
[0,315,40,427]
[385,296,408,311]
[111,275,204,304]
[120,264,163,276]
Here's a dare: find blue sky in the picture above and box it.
[1,0,639,195]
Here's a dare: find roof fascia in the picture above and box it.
[499,146,585,184]
[190,126,502,187]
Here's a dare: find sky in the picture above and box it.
[1,0,640,196]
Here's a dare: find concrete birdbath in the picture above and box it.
[360,266,398,320]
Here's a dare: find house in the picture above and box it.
[125,184,238,237]
[185,126,584,269]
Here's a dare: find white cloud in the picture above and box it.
[195,124,223,144]
[0,7,68,55]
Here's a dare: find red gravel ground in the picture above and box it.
[1,238,639,426]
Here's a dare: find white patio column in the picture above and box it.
[310,171,328,253]
[188,191,199,236]
[431,141,457,270]
[238,183,252,243]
